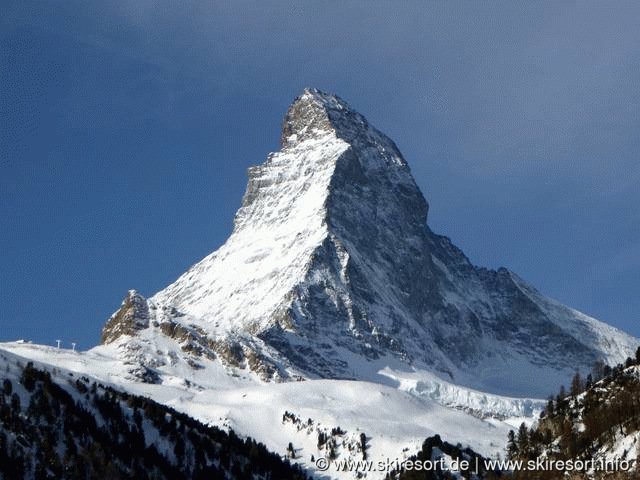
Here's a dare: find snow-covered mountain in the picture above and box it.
[97,88,638,398]
[3,89,639,479]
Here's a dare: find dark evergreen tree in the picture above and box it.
[544,396,554,417]
[360,432,368,460]
[2,378,11,396]
[10,392,20,411]
[317,430,327,449]
[287,441,295,459]
[516,423,529,457]
[570,370,582,396]
[593,359,608,381]
[506,429,517,460]
[585,373,593,389]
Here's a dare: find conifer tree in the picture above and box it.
[516,423,529,458]
[570,371,582,396]
[506,430,517,460]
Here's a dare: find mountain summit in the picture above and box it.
[99,89,638,397]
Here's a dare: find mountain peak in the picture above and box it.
[238,88,426,232]
[280,88,370,148]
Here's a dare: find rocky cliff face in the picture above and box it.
[101,290,150,344]
[99,89,639,396]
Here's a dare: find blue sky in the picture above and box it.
[1,1,639,349]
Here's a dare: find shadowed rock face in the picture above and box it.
[255,90,605,377]
[100,89,639,396]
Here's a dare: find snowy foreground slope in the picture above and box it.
[0,342,537,479]
[0,348,308,480]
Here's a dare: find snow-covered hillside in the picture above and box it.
[505,359,640,479]
[0,341,538,479]
[0,348,309,480]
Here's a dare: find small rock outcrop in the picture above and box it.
[100,290,150,344]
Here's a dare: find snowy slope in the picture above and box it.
[0,341,536,479]
[0,348,310,480]
[153,131,350,334]
[503,362,640,478]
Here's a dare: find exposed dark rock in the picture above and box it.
[101,290,150,344]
